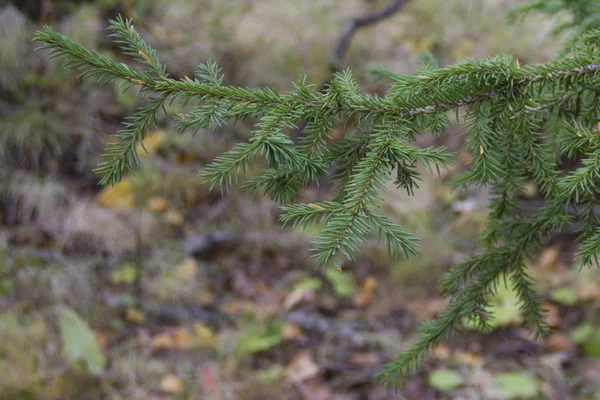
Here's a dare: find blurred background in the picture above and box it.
[2,0,600,399]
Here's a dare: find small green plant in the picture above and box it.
[34,0,600,389]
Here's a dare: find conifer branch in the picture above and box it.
[95,96,167,185]
[33,11,600,390]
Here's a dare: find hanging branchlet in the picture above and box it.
[33,7,600,390]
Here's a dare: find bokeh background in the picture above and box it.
[2,0,600,399]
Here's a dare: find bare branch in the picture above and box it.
[332,0,409,71]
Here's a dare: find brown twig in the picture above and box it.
[292,0,410,190]
[331,0,409,75]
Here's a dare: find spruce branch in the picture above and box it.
[95,96,167,185]
[33,12,600,390]
[578,226,600,267]
[380,205,568,390]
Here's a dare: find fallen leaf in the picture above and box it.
[579,281,600,301]
[151,332,174,350]
[236,321,282,356]
[146,197,169,213]
[59,307,106,375]
[282,322,306,341]
[541,302,560,327]
[284,277,321,310]
[571,323,596,344]
[433,346,451,361]
[110,262,137,285]
[323,267,355,297]
[492,372,538,399]
[176,258,198,281]
[125,307,145,324]
[551,286,578,306]
[546,334,574,352]
[193,323,218,347]
[293,277,322,291]
[185,187,198,204]
[176,151,198,163]
[283,289,315,310]
[582,329,600,358]
[454,350,483,367]
[490,284,523,327]
[353,276,378,309]
[160,374,184,394]
[164,209,184,226]
[520,183,538,199]
[537,246,560,270]
[136,130,166,160]
[173,327,195,349]
[428,369,464,391]
[285,351,319,382]
[98,178,135,212]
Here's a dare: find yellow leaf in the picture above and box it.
[173,327,195,349]
[521,183,538,199]
[285,351,319,382]
[151,333,174,350]
[176,258,198,281]
[454,350,483,367]
[193,323,218,347]
[282,322,305,341]
[433,346,451,361]
[136,130,166,160]
[308,203,324,211]
[160,374,184,394]
[146,196,169,213]
[125,307,145,324]
[353,276,378,309]
[98,178,135,212]
[537,246,560,270]
[164,209,184,226]
[110,262,137,285]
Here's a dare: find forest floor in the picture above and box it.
[2,1,600,399]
